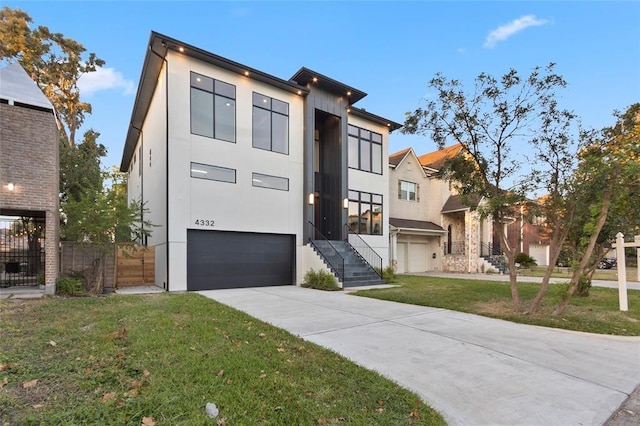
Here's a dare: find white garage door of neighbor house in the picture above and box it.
[408,243,428,273]
[397,242,407,273]
[529,244,549,266]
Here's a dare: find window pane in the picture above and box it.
[372,204,382,235]
[214,95,235,142]
[272,99,288,115]
[215,80,235,98]
[252,173,289,191]
[191,88,213,138]
[360,129,371,140]
[253,92,271,109]
[371,132,382,143]
[272,113,289,154]
[190,162,235,183]
[252,106,271,150]
[348,136,359,168]
[372,194,382,204]
[360,140,371,172]
[360,192,371,202]
[191,72,213,92]
[360,201,372,234]
[348,201,359,233]
[348,190,359,200]
[348,124,358,136]
[371,143,382,174]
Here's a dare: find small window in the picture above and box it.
[190,162,236,183]
[399,181,417,201]
[252,173,289,191]
[252,92,289,155]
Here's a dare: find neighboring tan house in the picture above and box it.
[0,63,59,292]
[121,32,400,292]
[389,144,496,273]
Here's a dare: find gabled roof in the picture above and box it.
[389,148,411,167]
[390,218,447,234]
[418,143,463,170]
[441,194,482,213]
[0,63,54,112]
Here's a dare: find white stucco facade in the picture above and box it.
[122,32,399,291]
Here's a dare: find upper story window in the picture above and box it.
[399,180,418,201]
[348,124,382,174]
[190,72,236,143]
[252,92,289,155]
[252,172,289,191]
[347,190,383,236]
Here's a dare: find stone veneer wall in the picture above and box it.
[0,103,59,292]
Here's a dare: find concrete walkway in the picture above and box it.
[199,286,640,426]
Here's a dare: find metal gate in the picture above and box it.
[0,215,45,287]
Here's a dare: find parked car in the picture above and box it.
[597,257,617,269]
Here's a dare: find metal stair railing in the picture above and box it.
[480,242,508,272]
[344,224,382,278]
[307,221,344,280]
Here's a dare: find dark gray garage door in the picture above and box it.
[187,230,295,291]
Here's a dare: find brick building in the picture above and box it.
[0,63,59,292]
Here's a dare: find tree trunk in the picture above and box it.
[85,255,105,295]
[528,224,568,314]
[553,176,615,316]
[496,221,520,311]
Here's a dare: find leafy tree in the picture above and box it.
[0,6,104,146]
[553,103,640,315]
[403,63,572,312]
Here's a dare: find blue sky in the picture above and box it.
[4,1,640,170]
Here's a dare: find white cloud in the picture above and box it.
[77,67,135,96]
[484,15,549,49]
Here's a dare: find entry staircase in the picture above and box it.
[308,222,385,287]
[480,243,509,274]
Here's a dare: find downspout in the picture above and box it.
[131,126,144,246]
[149,44,169,291]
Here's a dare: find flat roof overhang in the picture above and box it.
[121,31,310,171]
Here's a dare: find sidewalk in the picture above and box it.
[412,271,640,291]
[199,286,640,426]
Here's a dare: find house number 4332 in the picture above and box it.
[194,219,215,227]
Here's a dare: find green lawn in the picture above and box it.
[354,275,640,336]
[0,293,444,425]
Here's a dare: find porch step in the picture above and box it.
[310,240,385,287]
[480,255,509,274]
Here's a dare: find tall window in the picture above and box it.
[348,125,382,174]
[190,72,236,142]
[348,190,383,235]
[252,92,289,154]
[399,180,418,201]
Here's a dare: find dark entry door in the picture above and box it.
[186,230,294,291]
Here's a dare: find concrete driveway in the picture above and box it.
[199,286,640,426]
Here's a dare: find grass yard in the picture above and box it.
[354,275,640,336]
[0,293,444,425]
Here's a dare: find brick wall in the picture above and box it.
[0,103,59,291]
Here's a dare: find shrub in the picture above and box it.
[375,265,397,283]
[575,274,591,297]
[302,269,340,291]
[56,277,85,296]
[515,252,537,269]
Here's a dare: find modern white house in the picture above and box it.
[121,32,400,291]
[388,144,498,274]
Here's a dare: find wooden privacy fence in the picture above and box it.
[116,246,155,287]
[60,242,155,288]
